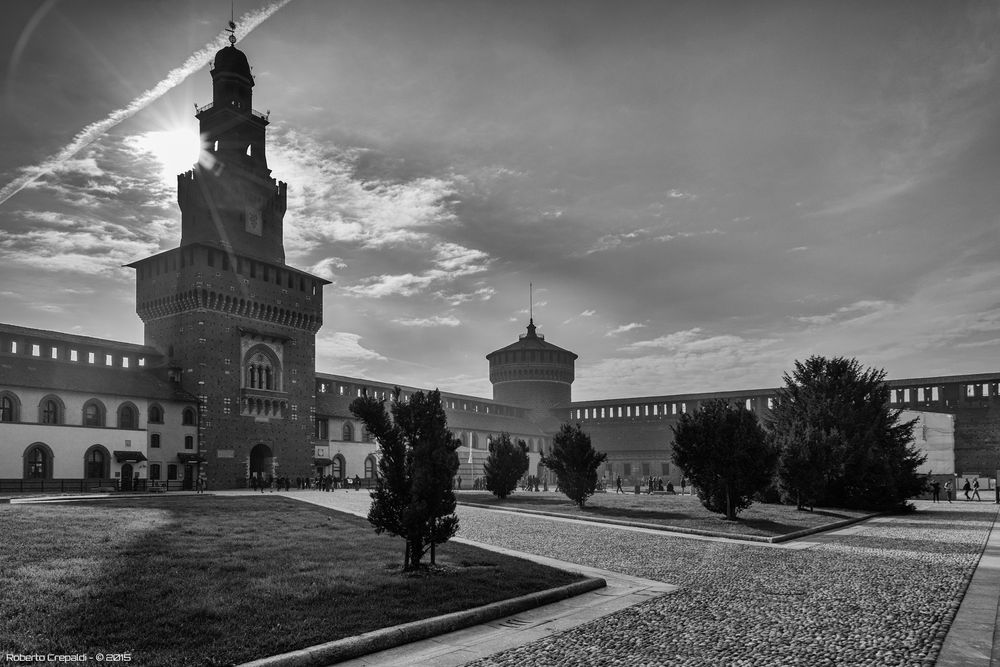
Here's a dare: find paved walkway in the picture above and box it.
[217,490,1000,666]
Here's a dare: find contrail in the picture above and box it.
[0,0,294,208]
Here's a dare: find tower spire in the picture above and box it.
[226,2,237,45]
[529,282,533,325]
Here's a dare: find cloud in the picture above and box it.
[0,1,294,208]
[606,322,646,337]
[309,257,347,281]
[270,128,459,253]
[392,315,461,327]
[341,242,490,298]
[437,287,495,306]
[316,332,386,363]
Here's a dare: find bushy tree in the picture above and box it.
[768,356,925,510]
[541,423,607,508]
[484,432,529,500]
[350,387,460,570]
[671,399,775,520]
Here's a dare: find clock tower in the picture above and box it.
[128,27,328,489]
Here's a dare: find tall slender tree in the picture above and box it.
[541,423,607,508]
[768,356,924,510]
[350,387,460,570]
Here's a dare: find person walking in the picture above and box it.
[615,475,623,494]
[972,478,982,501]
[931,480,940,503]
[963,478,972,500]
[944,480,953,503]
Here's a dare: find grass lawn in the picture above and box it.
[458,490,873,538]
[0,495,584,666]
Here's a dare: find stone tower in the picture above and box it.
[128,33,328,489]
[487,319,577,413]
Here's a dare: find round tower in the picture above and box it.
[487,319,577,410]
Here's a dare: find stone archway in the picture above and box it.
[249,443,273,482]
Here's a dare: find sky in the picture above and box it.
[1,0,999,402]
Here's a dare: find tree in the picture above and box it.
[767,356,925,510]
[484,432,530,500]
[541,423,607,508]
[350,387,461,570]
[671,399,775,520]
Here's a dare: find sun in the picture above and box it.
[132,127,203,186]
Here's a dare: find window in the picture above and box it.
[40,398,60,424]
[31,344,40,356]
[342,422,354,441]
[890,389,898,404]
[332,455,344,479]
[903,389,911,402]
[182,408,196,426]
[0,394,17,422]
[70,349,78,361]
[87,352,95,364]
[50,347,58,359]
[151,434,160,448]
[746,399,752,410]
[184,436,194,450]
[623,463,632,477]
[149,464,161,481]
[932,387,940,401]
[917,388,925,402]
[767,397,774,410]
[362,427,372,443]
[85,447,108,479]
[967,384,976,398]
[472,433,479,449]
[167,464,178,481]
[118,404,138,429]
[244,347,280,391]
[148,405,163,423]
[83,400,105,427]
[315,418,328,440]
[364,455,376,479]
[105,354,113,366]
[25,445,50,479]
[122,357,130,368]
[10,341,17,353]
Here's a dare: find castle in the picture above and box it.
[2,38,998,492]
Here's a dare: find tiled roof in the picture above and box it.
[0,354,197,403]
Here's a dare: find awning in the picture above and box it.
[114,450,148,463]
[177,453,206,464]
[313,458,333,466]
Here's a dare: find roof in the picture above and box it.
[213,45,253,81]
[0,354,197,403]
[486,320,577,359]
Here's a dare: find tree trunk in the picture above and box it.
[430,518,436,565]
[726,484,733,520]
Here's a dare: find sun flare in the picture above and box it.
[131,127,202,186]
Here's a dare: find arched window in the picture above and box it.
[118,403,138,429]
[342,422,354,441]
[84,445,109,479]
[243,345,282,391]
[39,396,62,424]
[148,404,163,423]
[182,408,196,426]
[83,400,105,427]
[332,454,345,480]
[24,443,52,479]
[364,455,377,479]
[184,435,194,450]
[0,392,19,422]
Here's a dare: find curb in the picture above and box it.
[458,501,879,544]
[237,576,606,667]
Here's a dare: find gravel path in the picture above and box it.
[457,501,997,667]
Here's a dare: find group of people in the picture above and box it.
[249,474,363,493]
[930,477,983,502]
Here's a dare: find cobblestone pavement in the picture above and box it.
[455,501,997,667]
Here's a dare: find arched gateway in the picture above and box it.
[249,443,274,482]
